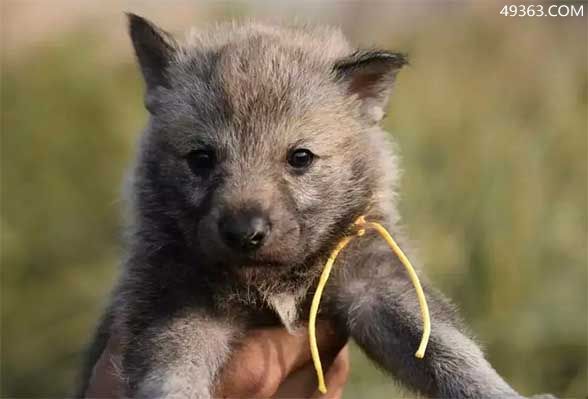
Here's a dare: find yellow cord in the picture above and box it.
[308,235,354,394]
[308,216,431,394]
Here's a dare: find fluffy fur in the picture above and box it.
[76,15,554,399]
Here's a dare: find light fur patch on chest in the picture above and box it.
[268,292,300,333]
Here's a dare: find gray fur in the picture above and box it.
[76,14,554,399]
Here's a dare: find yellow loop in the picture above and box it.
[308,216,431,394]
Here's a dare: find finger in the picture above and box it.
[310,345,350,399]
[83,335,123,398]
[252,321,347,373]
[271,362,317,398]
[272,344,350,398]
[216,322,347,398]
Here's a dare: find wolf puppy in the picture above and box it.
[78,14,552,398]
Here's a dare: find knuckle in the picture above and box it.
[329,349,351,384]
[230,358,282,397]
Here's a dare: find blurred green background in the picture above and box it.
[2,1,586,398]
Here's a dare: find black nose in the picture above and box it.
[218,212,271,252]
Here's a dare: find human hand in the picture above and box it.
[84,321,349,398]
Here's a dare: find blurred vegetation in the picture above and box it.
[1,5,586,399]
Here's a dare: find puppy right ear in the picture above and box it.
[127,13,178,92]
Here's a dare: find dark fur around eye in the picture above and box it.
[186,149,216,176]
[288,148,315,170]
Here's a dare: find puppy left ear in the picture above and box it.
[333,50,407,123]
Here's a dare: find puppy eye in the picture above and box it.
[186,149,216,175]
[288,148,315,169]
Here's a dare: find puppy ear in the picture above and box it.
[333,50,407,123]
[127,13,178,92]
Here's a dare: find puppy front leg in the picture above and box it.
[328,244,524,398]
[123,311,238,399]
